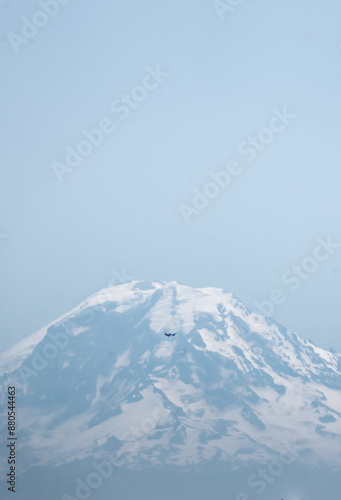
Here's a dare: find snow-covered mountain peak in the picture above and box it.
[0,281,341,474]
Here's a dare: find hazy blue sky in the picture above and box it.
[0,0,340,353]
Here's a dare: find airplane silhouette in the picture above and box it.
[164,330,178,337]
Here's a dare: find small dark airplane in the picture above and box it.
[164,330,178,337]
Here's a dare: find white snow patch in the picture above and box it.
[115,349,131,369]
[154,341,175,359]
[73,326,89,336]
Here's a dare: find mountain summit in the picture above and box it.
[1,281,341,476]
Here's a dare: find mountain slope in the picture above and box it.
[1,280,341,475]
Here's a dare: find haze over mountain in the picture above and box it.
[1,281,340,499]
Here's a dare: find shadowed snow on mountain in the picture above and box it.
[1,281,341,476]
